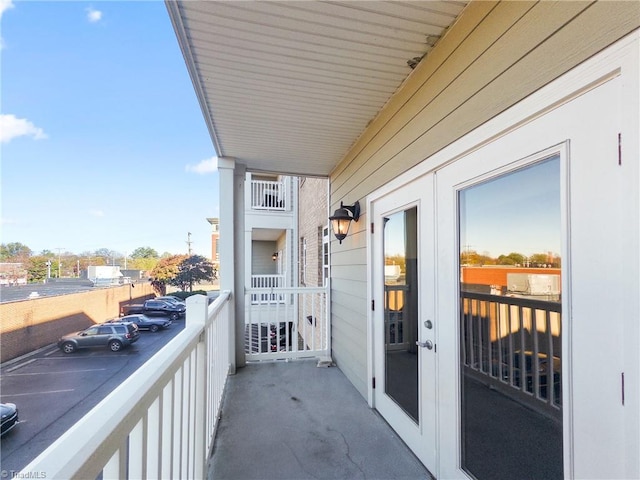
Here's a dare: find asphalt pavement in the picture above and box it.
[0,318,186,474]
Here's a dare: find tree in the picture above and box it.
[26,256,49,283]
[129,257,160,273]
[130,247,159,259]
[497,252,525,266]
[150,255,188,295]
[170,255,216,292]
[94,248,118,265]
[0,242,32,262]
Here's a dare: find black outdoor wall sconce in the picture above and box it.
[329,200,360,244]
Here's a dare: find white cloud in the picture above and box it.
[185,156,218,175]
[0,0,14,49]
[0,0,14,20]
[1,217,18,225]
[89,209,105,217]
[86,7,102,23]
[0,114,47,143]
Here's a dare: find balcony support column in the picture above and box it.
[218,157,246,371]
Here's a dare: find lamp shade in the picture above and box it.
[330,209,352,242]
[329,201,360,243]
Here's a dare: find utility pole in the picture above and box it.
[56,247,64,278]
[186,232,193,255]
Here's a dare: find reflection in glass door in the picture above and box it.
[384,207,419,422]
[458,157,563,479]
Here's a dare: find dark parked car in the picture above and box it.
[57,322,140,354]
[120,299,186,320]
[155,295,186,306]
[111,314,171,333]
[1,402,19,436]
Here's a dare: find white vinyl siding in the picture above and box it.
[329,1,640,396]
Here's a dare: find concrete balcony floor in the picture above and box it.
[208,359,430,480]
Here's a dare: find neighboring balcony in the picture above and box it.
[249,176,290,212]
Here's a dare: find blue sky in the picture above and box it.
[459,157,561,258]
[1,0,219,258]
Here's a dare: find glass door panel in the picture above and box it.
[384,207,419,422]
[458,156,563,480]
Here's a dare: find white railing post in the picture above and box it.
[186,294,208,479]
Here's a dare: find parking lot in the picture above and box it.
[0,317,186,474]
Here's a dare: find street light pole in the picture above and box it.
[56,247,64,278]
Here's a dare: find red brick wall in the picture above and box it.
[0,283,155,363]
[298,177,328,286]
[461,266,562,287]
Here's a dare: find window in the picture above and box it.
[322,226,329,286]
[300,237,307,285]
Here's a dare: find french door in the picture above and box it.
[370,65,633,479]
[435,73,628,479]
[371,177,437,475]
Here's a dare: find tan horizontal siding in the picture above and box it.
[330,246,367,268]
[330,0,502,183]
[331,305,369,397]
[332,1,601,202]
[328,0,640,400]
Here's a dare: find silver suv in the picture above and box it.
[57,322,140,353]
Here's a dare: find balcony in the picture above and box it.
[18,290,427,479]
[249,178,288,212]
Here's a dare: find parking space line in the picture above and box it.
[6,389,74,396]
[2,368,107,376]
[4,358,38,373]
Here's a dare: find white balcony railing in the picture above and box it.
[18,292,232,479]
[245,285,329,361]
[250,179,287,211]
[250,274,286,304]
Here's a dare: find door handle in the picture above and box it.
[416,340,433,350]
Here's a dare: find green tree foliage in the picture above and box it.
[170,255,215,292]
[129,257,160,273]
[150,254,189,295]
[26,256,49,283]
[460,250,495,266]
[129,247,159,272]
[497,252,525,266]
[130,247,159,259]
[0,242,32,261]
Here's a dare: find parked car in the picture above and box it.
[120,299,186,320]
[110,314,171,333]
[156,295,186,306]
[0,402,19,436]
[57,322,140,354]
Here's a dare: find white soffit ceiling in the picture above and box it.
[168,1,468,177]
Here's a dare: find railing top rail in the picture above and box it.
[252,179,283,185]
[246,286,328,294]
[461,290,561,312]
